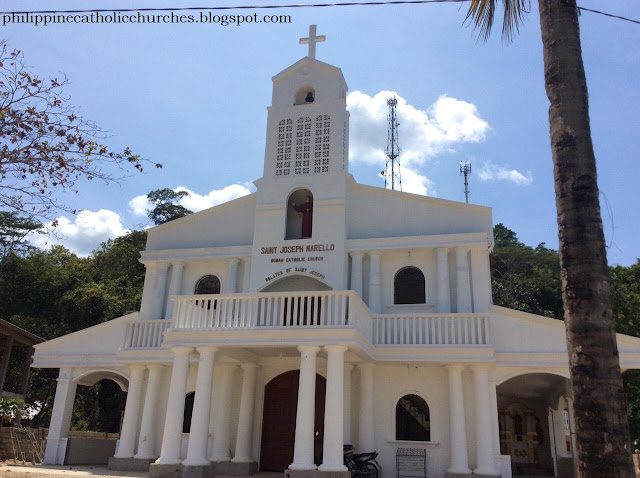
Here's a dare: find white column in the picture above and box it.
[225,258,240,294]
[436,247,451,313]
[242,257,252,292]
[135,364,164,459]
[470,248,491,313]
[156,347,192,465]
[447,364,471,474]
[184,346,217,466]
[289,345,320,470]
[211,363,237,462]
[343,363,354,444]
[350,252,364,298]
[473,365,497,475]
[320,345,348,472]
[166,262,185,319]
[368,251,382,313]
[232,363,259,463]
[139,264,157,320]
[489,379,501,461]
[455,247,472,313]
[114,364,146,458]
[152,262,170,319]
[358,363,375,452]
[44,367,76,465]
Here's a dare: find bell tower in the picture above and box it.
[250,25,351,292]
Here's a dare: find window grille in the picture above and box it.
[277,116,329,177]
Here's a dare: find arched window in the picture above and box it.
[286,189,313,240]
[195,275,220,295]
[183,392,195,433]
[396,394,430,441]
[295,86,315,105]
[394,267,426,304]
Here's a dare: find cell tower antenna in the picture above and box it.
[460,160,472,203]
[381,96,402,191]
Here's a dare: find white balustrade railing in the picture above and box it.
[372,313,491,346]
[122,293,492,348]
[171,291,356,330]
[123,320,171,349]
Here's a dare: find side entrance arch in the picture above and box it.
[260,370,326,471]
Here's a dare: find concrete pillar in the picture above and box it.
[139,263,157,320]
[135,364,164,459]
[114,364,146,458]
[358,363,375,452]
[436,247,451,313]
[489,379,501,461]
[320,345,348,472]
[473,365,498,475]
[211,363,237,462]
[20,347,34,397]
[350,252,364,298]
[470,248,491,312]
[225,258,240,294]
[152,262,170,319]
[232,363,259,463]
[289,345,320,470]
[156,347,192,465]
[166,262,185,319]
[184,346,218,466]
[44,367,76,465]
[0,336,14,392]
[447,364,471,474]
[455,247,472,313]
[368,251,382,313]
[242,257,252,292]
[343,363,354,444]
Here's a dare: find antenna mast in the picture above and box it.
[381,97,402,191]
[460,160,471,203]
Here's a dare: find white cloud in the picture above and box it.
[478,161,533,185]
[397,166,434,196]
[128,184,252,217]
[29,209,130,257]
[346,91,489,189]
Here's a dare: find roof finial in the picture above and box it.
[299,24,326,60]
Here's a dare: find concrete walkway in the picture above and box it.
[0,464,148,477]
[0,465,284,478]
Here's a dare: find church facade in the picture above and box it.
[33,26,640,478]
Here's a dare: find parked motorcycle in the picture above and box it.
[344,444,381,478]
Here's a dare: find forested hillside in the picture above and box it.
[0,222,638,440]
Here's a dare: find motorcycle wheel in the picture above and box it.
[362,462,378,478]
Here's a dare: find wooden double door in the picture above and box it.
[259,370,326,471]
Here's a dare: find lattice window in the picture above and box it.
[278,116,329,177]
[276,119,293,176]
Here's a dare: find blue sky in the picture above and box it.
[4,0,640,265]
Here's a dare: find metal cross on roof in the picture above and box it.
[299,24,325,60]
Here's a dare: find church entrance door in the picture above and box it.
[260,370,326,471]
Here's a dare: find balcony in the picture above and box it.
[121,291,492,350]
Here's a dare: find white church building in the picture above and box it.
[33,25,640,478]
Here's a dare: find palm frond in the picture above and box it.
[465,0,530,42]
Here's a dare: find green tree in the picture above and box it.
[491,224,563,318]
[467,1,634,474]
[146,188,192,225]
[0,212,42,259]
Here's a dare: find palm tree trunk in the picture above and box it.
[537,0,634,476]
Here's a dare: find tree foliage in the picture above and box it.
[146,188,192,225]
[0,211,41,259]
[0,40,161,222]
[0,229,147,431]
[491,223,563,318]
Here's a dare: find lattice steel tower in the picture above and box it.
[460,160,472,203]
[382,97,402,191]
